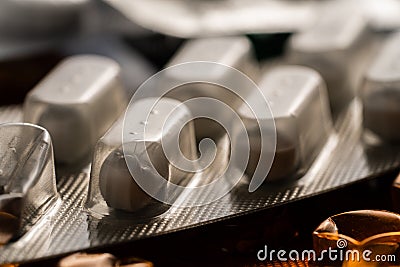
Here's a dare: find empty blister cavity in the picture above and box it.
[361,32,400,143]
[61,36,156,96]
[87,97,197,216]
[163,36,259,139]
[23,55,127,166]
[0,123,58,242]
[238,66,333,182]
[287,5,369,114]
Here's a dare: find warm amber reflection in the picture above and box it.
[392,173,400,213]
[55,253,154,267]
[312,210,400,266]
[116,257,154,267]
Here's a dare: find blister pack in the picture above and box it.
[0,1,400,265]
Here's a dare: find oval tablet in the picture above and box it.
[88,97,197,213]
[238,66,333,181]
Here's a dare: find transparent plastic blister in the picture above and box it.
[167,36,258,82]
[23,55,127,166]
[61,36,157,96]
[164,37,259,139]
[0,123,58,243]
[238,65,333,181]
[0,80,400,265]
[87,97,197,219]
[361,32,400,143]
[1,33,400,266]
[287,5,370,113]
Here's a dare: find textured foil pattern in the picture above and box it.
[0,100,399,263]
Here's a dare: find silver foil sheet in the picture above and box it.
[0,99,399,263]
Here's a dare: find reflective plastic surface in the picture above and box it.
[23,55,127,165]
[238,66,333,181]
[287,5,369,113]
[87,97,197,215]
[105,0,400,38]
[362,32,400,143]
[0,123,58,244]
[61,36,156,96]
[313,210,400,266]
[1,97,400,265]
[164,36,258,139]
